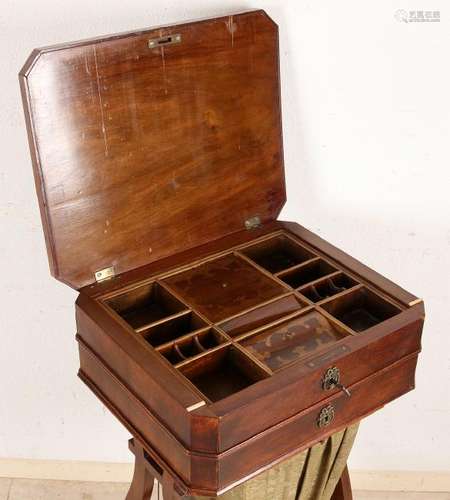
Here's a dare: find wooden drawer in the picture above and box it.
[217,352,418,490]
[73,224,424,497]
[78,331,418,493]
[211,308,423,453]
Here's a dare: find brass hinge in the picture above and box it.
[95,266,115,282]
[245,216,262,230]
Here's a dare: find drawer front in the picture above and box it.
[304,320,421,404]
[216,353,417,489]
[215,315,422,452]
[78,340,192,485]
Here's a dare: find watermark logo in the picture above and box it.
[395,9,441,23]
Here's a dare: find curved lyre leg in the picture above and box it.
[331,465,353,500]
[126,440,155,500]
[125,440,352,500]
[126,438,186,500]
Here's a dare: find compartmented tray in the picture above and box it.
[102,231,408,403]
[74,223,423,495]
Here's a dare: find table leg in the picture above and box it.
[126,440,155,500]
[161,483,183,500]
[331,465,352,500]
[126,439,186,500]
[126,438,352,500]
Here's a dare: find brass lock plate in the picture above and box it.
[317,404,335,428]
[148,34,182,49]
[322,366,340,390]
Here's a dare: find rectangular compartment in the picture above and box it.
[105,282,188,330]
[320,287,402,332]
[179,346,270,402]
[158,328,227,365]
[142,311,207,347]
[163,254,286,323]
[299,273,358,303]
[241,235,315,273]
[219,294,306,337]
[239,310,349,371]
[279,259,337,289]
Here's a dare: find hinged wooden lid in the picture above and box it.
[20,10,285,289]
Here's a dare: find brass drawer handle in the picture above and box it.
[322,366,351,397]
[317,404,335,428]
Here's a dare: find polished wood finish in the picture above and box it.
[79,324,418,493]
[21,10,424,500]
[281,222,418,307]
[126,438,187,500]
[239,310,347,371]
[75,223,423,495]
[126,440,155,500]
[20,10,284,289]
[164,253,287,322]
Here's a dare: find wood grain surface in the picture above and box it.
[20,10,285,288]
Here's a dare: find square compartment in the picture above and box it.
[299,273,358,303]
[158,328,227,364]
[179,346,269,402]
[142,311,207,347]
[219,295,306,338]
[321,287,402,332]
[241,235,315,273]
[105,283,188,330]
[280,259,337,289]
[239,311,348,371]
[163,254,286,322]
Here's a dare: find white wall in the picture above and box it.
[0,0,448,471]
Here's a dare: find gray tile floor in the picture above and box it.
[0,478,448,500]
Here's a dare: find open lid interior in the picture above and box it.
[20,10,285,289]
